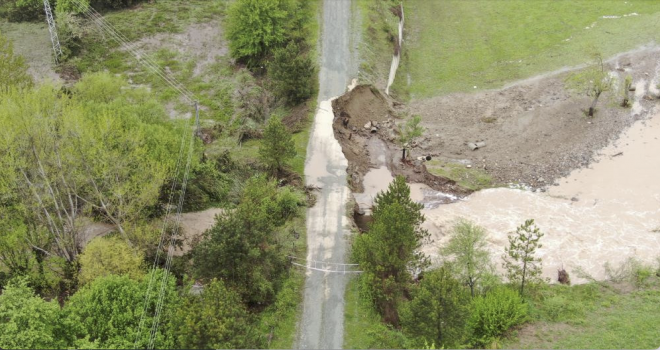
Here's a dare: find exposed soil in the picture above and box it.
[331,84,470,196]
[126,20,227,78]
[176,207,223,256]
[407,47,660,188]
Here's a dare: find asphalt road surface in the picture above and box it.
[295,1,355,348]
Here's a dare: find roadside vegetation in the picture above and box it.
[346,178,660,349]
[400,0,660,98]
[0,0,319,348]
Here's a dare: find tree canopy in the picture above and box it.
[0,278,73,349]
[193,175,289,306]
[259,117,296,174]
[352,176,430,325]
[226,0,292,67]
[172,278,262,349]
[441,218,494,297]
[64,271,178,349]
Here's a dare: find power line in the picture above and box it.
[68,0,196,103]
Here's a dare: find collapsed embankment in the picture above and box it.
[331,84,471,214]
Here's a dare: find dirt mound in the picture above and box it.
[333,84,392,130]
[332,84,470,196]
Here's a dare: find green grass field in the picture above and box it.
[505,281,660,349]
[402,0,660,98]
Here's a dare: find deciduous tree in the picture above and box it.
[400,267,470,349]
[565,53,613,117]
[226,0,292,68]
[441,218,493,297]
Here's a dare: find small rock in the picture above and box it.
[571,197,579,202]
[364,121,371,129]
[538,177,545,182]
[466,164,472,168]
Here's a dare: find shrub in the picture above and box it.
[276,186,304,220]
[78,235,145,285]
[468,286,527,348]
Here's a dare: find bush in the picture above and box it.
[468,286,527,348]
[268,41,316,105]
[182,160,231,212]
[78,235,145,285]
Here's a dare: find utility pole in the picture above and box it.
[194,101,201,138]
[43,0,63,63]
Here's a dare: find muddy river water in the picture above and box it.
[358,108,660,283]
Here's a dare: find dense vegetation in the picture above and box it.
[0,0,317,347]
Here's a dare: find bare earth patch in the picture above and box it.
[408,47,660,187]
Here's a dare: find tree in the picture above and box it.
[0,74,182,267]
[441,218,493,298]
[399,115,424,160]
[0,31,32,91]
[193,175,288,306]
[0,277,74,349]
[226,0,292,68]
[78,235,145,285]
[565,53,613,117]
[65,271,179,349]
[172,279,262,349]
[502,219,545,297]
[400,267,470,349]
[268,41,316,105]
[352,176,430,325]
[259,117,296,174]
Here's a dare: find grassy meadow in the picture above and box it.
[401,0,660,98]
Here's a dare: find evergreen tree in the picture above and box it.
[259,117,296,174]
[502,219,545,296]
[352,176,430,325]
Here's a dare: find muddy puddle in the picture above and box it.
[417,109,660,283]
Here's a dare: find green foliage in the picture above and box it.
[193,175,288,306]
[441,218,494,297]
[65,271,178,349]
[182,160,231,212]
[399,115,424,148]
[268,41,316,105]
[54,10,85,59]
[502,219,545,297]
[172,278,261,349]
[226,0,292,67]
[352,176,430,325]
[259,117,296,173]
[565,53,613,117]
[55,0,90,14]
[467,286,527,348]
[0,31,32,91]
[400,267,471,348]
[0,73,183,262]
[78,235,145,285]
[3,0,43,22]
[0,277,74,349]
